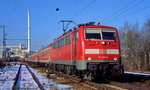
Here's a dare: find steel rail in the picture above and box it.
[50,69,150,90]
[12,64,22,90]
[50,69,125,90]
[106,80,150,90]
[26,65,45,90]
[25,62,150,90]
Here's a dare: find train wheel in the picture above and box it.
[64,65,67,74]
[77,70,84,81]
[91,71,98,81]
[91,70,105,82]
[70,66,77,75]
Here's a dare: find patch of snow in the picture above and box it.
[0,64,19,89]
[18,65,40,89]
[29,67,73,90]
[125,71,150,76]
[0,81,14,89]
[54,83,73,90]
[0,63,73,90]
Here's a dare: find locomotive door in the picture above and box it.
[72,31,77,65]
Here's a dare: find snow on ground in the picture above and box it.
[1,62,150,90]
[0,63,19,89]
[29,67,73,90]
[18,65,40,89]
[125,71,150,76]
[0,63,73,90]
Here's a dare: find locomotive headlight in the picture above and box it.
[114,58,118,60]
[88,57,92,60]
[101,41,106,45]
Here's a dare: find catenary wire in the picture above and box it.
[107,5,150,24]
[69,0,97,20]
[101,0,136,23]
[32,0,75,49]
[103,0,144,24]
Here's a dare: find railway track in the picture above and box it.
[105,80,149,90]
[12,64,22,90]
[108,73,150,89]
[12,64,44,90]
[47,68,150,90]
[21,62,150,90]
[26,65,45,90]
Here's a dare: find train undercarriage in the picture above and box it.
[34,62,124,82]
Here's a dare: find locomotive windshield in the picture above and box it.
[85,29,116,40]
[85,29,101,40]
[101,29,116,40]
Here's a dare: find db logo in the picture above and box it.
[102,56,108,59]
[98,56,102,59]
[99,49,106,54]
[98,56,108,59]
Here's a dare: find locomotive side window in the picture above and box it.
[65,34,71,45]
[76,32,78,40]
[85,29,101,40]
[52,34,72,49]
[55,41,58,48]
[102,29,116,40]
[61,38,65,46]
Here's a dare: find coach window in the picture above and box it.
[45,51,47,56]
[46,50,49,56]
[42,52,44,56]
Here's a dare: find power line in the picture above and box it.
[102,0,136,22]
[107,5,150,24]
[102,0,144,24]
[34,0,78,48]
[69,0,96,20]
[38,0,97,48]
[32,0,74,43]
[32,0,96,50]
[33,0,72,25]
[101,0,136,23]
[104,0,144,24]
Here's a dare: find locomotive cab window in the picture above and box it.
[102,29,116,40]
[85,29,117,41]
[85,29,101,40]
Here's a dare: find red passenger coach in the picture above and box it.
[27,22,124,80]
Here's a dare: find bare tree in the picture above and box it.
[119,19,150,72]
[141,19,150,70]
[119,22,143,71]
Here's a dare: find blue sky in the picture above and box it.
[0,0,150,51]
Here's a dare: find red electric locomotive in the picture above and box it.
[27,22,124,80]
